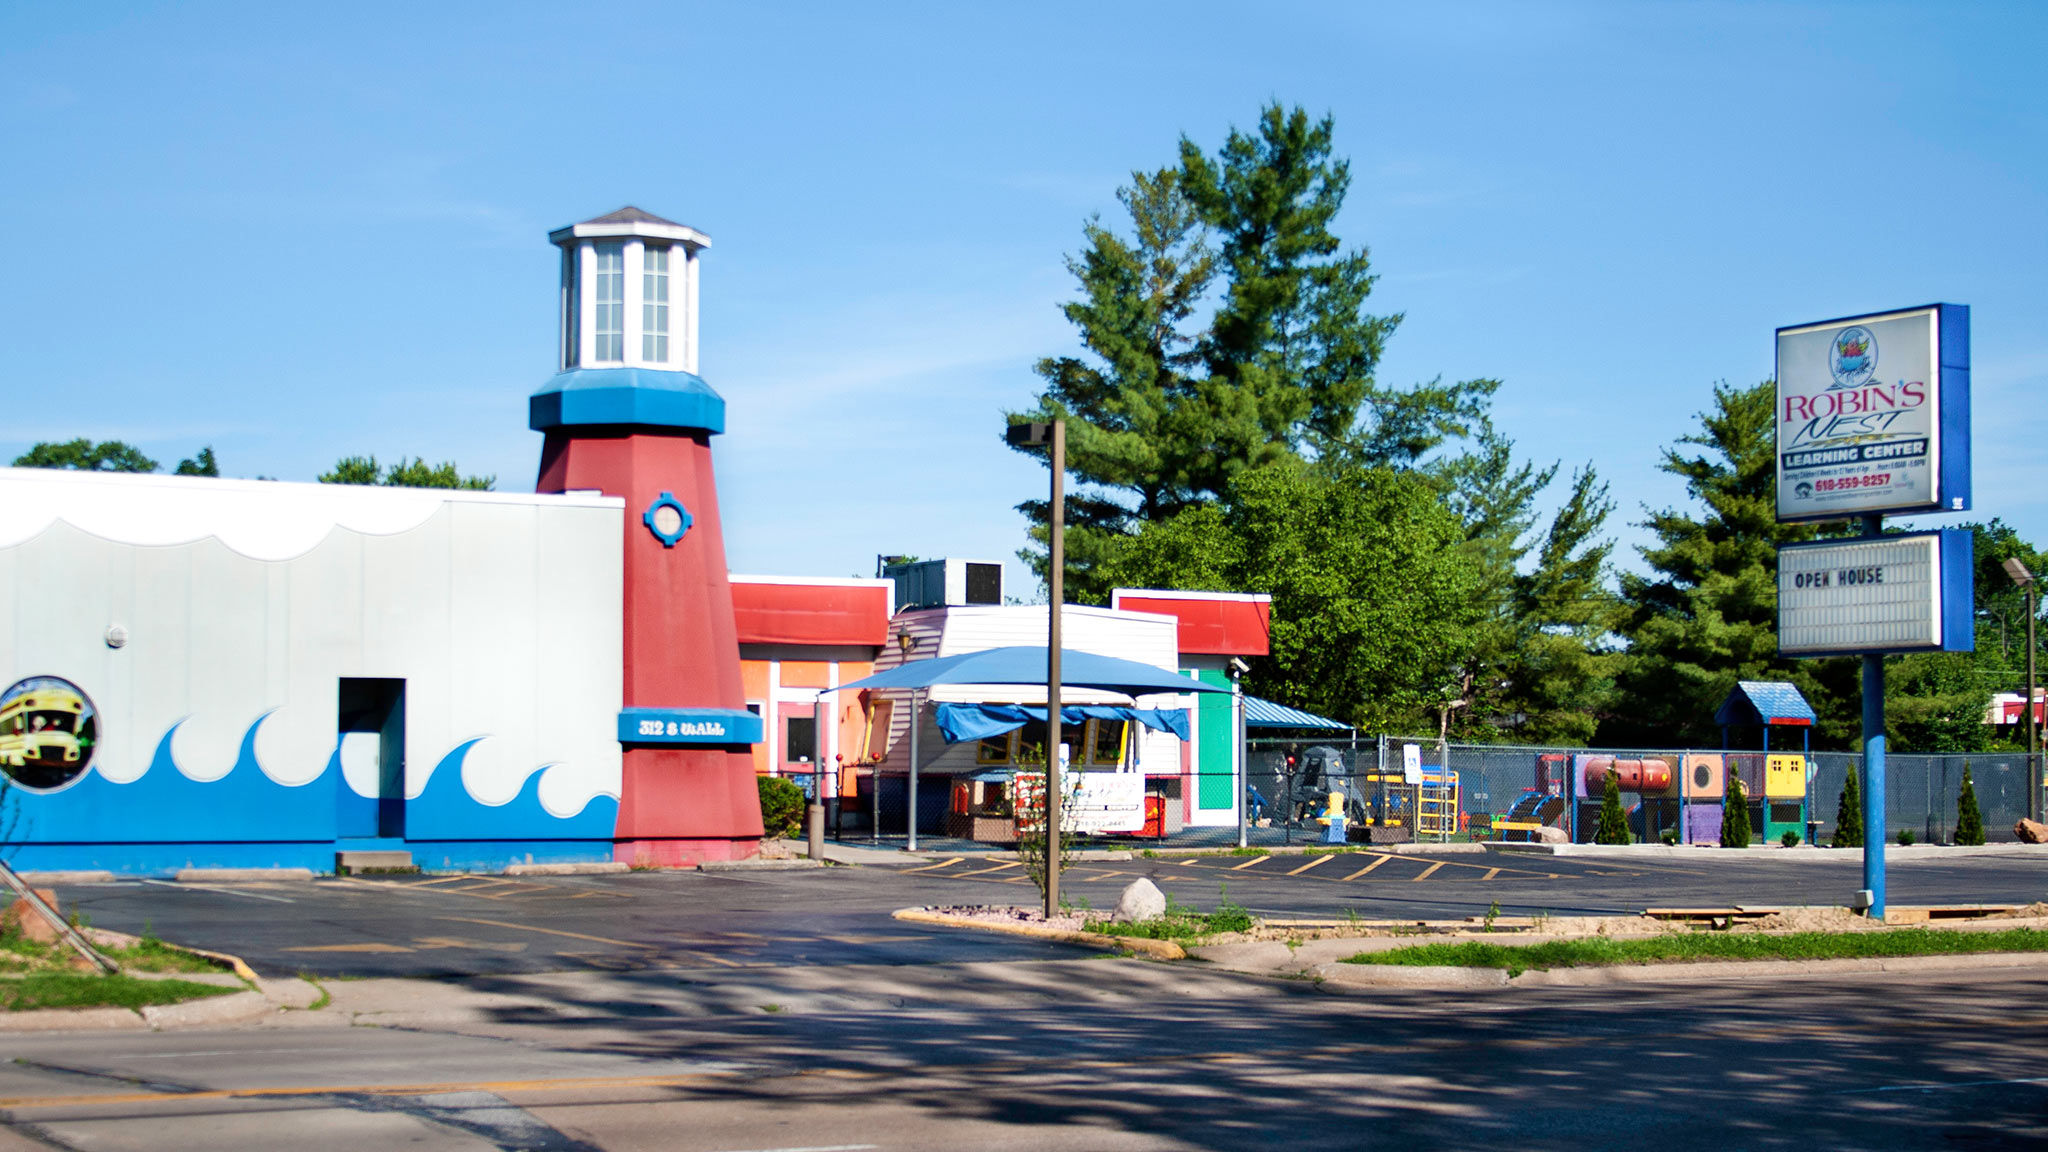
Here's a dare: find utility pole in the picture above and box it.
[1046,420,1065,918]
[2006,559,2039,821]
[1006,419,1066,918]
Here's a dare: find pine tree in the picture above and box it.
[1603,381,1856,746]
[1008,103,1494,601]
[1832,765,1863,848]
[1954,765,1985,846]
[1720,773,1751,849]
[1593,767,1630,845]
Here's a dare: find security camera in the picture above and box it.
[1228,656,1251,675]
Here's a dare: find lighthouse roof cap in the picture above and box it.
[550,205,709,250]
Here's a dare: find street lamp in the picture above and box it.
[2004,557,2039,821]
[1006,419,1065,917]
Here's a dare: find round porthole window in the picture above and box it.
[642,492,693,548]
[0,676,98,791]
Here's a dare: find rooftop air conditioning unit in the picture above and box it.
[880,558,1003,610]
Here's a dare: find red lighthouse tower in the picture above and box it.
[531,207,763,864]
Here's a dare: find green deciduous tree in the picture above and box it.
[14,439,160,473]
[319,455,493,490]
[1721,773,1752,849]
[1954,765,1985,846]
[1100,461,1476,734]
[173,447,219,477]
[1603,381,1855,746]
[1832,765,1863,848]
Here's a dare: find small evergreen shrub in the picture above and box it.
[1955,766,1986,846]
[1897,828,1916,846]
[1593,768,1631,845]
[757,774,806,839]
[1832,767,1863,848]
[1781,830,1800,847]
[1720,774,1751,848]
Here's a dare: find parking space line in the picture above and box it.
[1287,855,1332,875]
[902,857,964,873]
[954,861,1023,877]
[1412,862,1446,881]
[1229,856,1271,870]
[1179,858,1202,866]
[1480,867,1500,881]
[1340,856,1393,880]
[439,916,658,950]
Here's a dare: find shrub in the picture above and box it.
[1720,773,1751,848]
[1780,830,1800,848]
[1955,766,1985,846]
[1593,768,1630,845]
[756,774,805,839]
[1832,766,1863,848]
[1897,828,1916,846]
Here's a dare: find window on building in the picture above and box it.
[785,715,817,764]
[593,243,625,361]
[560,246,579,368]
[642,245,670,362]
[1089,718,1127,766]
[976,734,1011,765]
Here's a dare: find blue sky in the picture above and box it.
[3,2,2043,593]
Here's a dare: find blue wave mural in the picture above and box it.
[2,716,617,852]
[407,738,618,841]
[8,715,336,844]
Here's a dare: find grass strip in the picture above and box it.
[1343,928,2048,977]
[0,972,239,1013]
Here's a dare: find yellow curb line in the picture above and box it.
[892,908,1186,960]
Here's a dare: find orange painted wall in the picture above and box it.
[780,661,831,689]
[741,659,772,775]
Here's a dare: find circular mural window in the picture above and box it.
[0,676,98,791]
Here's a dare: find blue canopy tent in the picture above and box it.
[819,646,1230,848]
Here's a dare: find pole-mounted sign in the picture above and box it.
[1775,304,1970,522]
[1774,303,1971,925]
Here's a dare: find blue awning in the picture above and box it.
[1243,695,1350,731]
[934,703,1191,744]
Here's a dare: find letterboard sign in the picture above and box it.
[1777,529,1974,657]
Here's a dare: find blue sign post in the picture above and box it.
[1775,305,1971,922]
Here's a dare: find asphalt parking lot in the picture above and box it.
[52,846,2048,978]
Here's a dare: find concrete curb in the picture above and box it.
[1312,949,2048,989]
[1486,841,2048,859]
[504,862,630,876]
[900,849,1136,862]
[174,868,316,882]
[139,989,273,1028]
[1141,843,1488,858]
[892,907,1186,960]
[15,871,117,885]
[0,1007,148,1031]
[698,859,824,872]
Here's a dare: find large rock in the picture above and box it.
[2016,818,2048,844]
[1113,877,1168,923]
[1534,826,1569,845]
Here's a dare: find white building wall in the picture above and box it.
[0,469,624,819]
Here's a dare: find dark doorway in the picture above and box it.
[339,678,406,839]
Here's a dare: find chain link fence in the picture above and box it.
[811,739,2038,847]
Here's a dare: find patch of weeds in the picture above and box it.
[1302,846,1366,857]
[105,931,229,975]
[1139,849,1159,859]
[1222,847,1268,857]
[759,1003,783,1013]
[1483,901,1501,933]
[0,973,237,1013]
[299,974,331,1012]
[1344,927,2048,978]
[1086,884,1255,942]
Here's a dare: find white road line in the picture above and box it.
[702,1145,879,1152]
[140,879,295,903]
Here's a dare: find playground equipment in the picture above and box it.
[1485,748,1807,846]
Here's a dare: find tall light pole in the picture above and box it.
[1007,419,1066,917]
[2004,558,2039,822]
